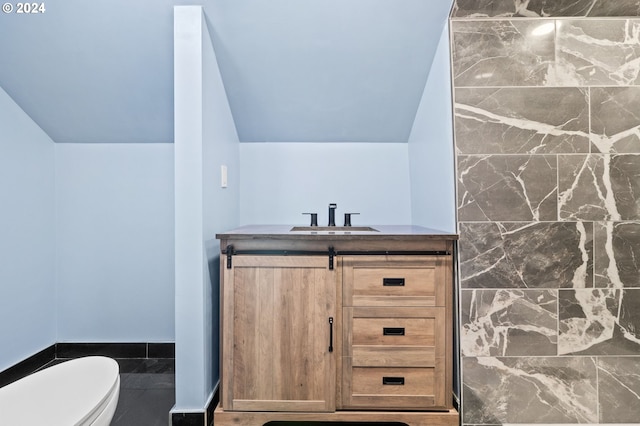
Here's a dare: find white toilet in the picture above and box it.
[0,356,120,426]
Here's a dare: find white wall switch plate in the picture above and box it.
[221,165,228,188]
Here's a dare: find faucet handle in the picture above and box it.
[328,203,337,227]
[344,213,359,227]
[302,213,318,226]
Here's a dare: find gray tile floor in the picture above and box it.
[38,357,175,426]
[111,358,175,426]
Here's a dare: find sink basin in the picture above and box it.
[290,226,379,233]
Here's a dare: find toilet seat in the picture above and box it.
[0,356,120,426]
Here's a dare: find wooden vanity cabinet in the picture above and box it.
[215,226,458,426]
[221,255,339,412]
[341,255,452,410]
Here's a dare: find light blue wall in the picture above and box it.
[173,6,240,411]
[55,143,175,342]
[205,0,454,143]
[202,10,240,403]
[239,143,411,225]
[0,86,56,371]
[408,22,456,233]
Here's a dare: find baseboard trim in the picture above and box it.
[0,344,55,388]
[0,342,175,388]
[171,383,219,426]
[171,411,205,426]
[56,342,175,359]
[208,384,220,426]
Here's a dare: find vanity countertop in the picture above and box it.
[216,225,457,252]
[217,224,457,239]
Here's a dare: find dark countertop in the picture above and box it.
[216,225,457,253]
[216,224,458,241]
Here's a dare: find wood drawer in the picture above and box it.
[342,306,447,409]
[342,255,448,307]
[352,367,433,396]
[352,317,435,346]
[343,365,442,409]
[345,307,444,368]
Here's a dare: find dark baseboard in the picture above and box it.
[171,412,205,426]
[55,342,175,359]
[0,345,55,388]
[0,342,175,388]
[207,385,219,426]
[56,342,148,358]
[149,342,175,358]
[171,384,219,426]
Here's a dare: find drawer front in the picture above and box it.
[344,307,445,368]
[352,346,435,368]
[342,306,448,409]
[342,256,448,307]
[352,317,435,346]
[352,367,434,396]
[353,266,435,303]
[343,366,442,409]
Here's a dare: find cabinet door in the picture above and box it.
[222,255,338,412]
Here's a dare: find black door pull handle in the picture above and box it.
[383,327,405,336]
[383,278,405,286]
[328,317,334,353]
[382,376,405,385]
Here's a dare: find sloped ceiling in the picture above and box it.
[0,0,452,143]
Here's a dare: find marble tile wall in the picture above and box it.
[451,2,640,424]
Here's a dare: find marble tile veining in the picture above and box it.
[558,155,612,220]
[554,20,640,86]
[559,288,640,354]
[451,20,555,87]
[452,0,640,18]
[463,357,598,424]
[461,289,557,356]
[591,87,640,153]
[459,222,592,288]
[558,154,640,221]
[598,357,640,423]
[451,0,527,18]
[458,155,557,221]
[594,221,640,287]
[454,87,589,154]
[452,5,640,426]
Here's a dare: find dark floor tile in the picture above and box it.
[121,373,175,390]
[113,388,175,426]
[2,351,175,426]
[112,389,147,423]
[115,357,175,374]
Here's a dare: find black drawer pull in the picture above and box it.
[328,317,334,353]
[382,376,405,386]
[383,327,405,336]
[383,277,405,286]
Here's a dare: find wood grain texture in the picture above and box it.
[219,236,457,422]
[222,255,338,412]
[342,255,447,307]
[352,366,434,395]
[352,317,436,346]
[342,306,447,409]
[214,402,460,426]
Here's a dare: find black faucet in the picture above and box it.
[328,203,337,226]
